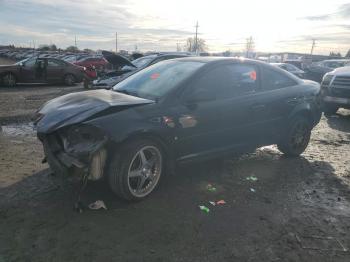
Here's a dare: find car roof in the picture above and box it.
[173,56,266,65]
[322,59,350,62]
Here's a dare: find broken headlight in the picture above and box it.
[58,124,107,159]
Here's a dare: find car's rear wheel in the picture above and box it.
[277,116,311,157]
[2,73,16,87]
[324,105,338,116]
[107,139,163,201]
[63,74,76,86]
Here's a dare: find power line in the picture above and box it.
[115,32,118,53]
[194,21,199,53]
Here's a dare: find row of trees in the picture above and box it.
[35,41,350,58]
[37,44,93,53]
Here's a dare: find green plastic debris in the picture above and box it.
[207,184,217,192]
[246,176,258,182]
[199,205,210,213]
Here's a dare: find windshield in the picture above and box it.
[130,55,156,68]
[285,64,300,71]
[113,60,204,100]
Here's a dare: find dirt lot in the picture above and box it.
[0,85,350,262]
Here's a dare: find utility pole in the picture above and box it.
[310,39,316,55]
[194,21,199,53]
[245,36,254,58]
[74,35,77,50]
[115,32,118,53]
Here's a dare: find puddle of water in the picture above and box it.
[0,123,36,137]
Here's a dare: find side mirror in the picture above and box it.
[186,89,213,104]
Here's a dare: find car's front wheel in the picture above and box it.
[107,139,164,201]
[63,74,76,86]
[278,116,311,157]
[2,73,16,87]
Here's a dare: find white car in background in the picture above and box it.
[321,66,350,115]
[271,63,305,78]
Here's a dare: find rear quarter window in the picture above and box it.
[261,66,297,91]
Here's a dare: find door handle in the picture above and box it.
[251,104,266,110]
[287,97,302,104]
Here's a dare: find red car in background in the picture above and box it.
[74,56,109,70]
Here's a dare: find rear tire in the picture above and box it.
[277,116,311,157]
[2,73,16,87]
[107,139,164,201]
[63,74,76,86]
[324,105,338,116]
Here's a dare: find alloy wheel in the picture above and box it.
[127,146,162,198]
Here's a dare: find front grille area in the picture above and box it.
[332,76,350,87]
[330,76,350,98]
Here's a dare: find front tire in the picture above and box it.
[107,139,164,201]
[2,73,16,87]
[63,74,76,86]
[278,116,311,157]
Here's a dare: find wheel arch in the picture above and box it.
[288,104,315,126]
[107,130,175,174]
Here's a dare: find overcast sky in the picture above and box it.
[1,0,350,55]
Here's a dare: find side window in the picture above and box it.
[225,64,258,96]
[261,67,297,91]
[47,59,62,67]
[24,58,37,67]
[185,63,258,101]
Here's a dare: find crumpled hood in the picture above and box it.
[36,90,154,134]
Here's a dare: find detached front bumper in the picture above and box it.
[41,132,107,180]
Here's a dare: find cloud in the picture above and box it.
[303,14,331,21]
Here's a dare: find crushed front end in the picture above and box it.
[37,124,108,181]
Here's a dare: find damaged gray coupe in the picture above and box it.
[35,57,321,201]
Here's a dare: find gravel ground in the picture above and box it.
[0,85,350,262]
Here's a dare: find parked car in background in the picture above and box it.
[0,57,84,87]
[35,57,321,201]
[74,56,108,70]
[320,66,350,115]
[306,59,350,82]
[271,63,305,78]
[92,52,190,89]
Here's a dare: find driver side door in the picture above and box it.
[19,58,37,83]
[173,65,232,160]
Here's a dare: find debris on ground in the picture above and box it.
[246,176,258,182]
[207,184,217,192]
[209,201,216,206]
[295,234,348,252]
[199,205,210,213]
[88,200,107,210]
[216,200,226,205]
[250,188,256,193]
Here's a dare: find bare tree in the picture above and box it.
[185,37,207,53]
[346,49,350,58]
